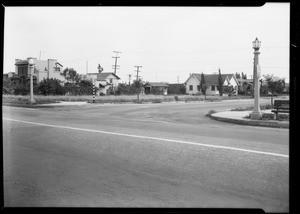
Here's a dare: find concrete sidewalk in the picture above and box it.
[211,110,289,128]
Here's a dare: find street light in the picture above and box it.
[249,38,262,120]
[28,58,36,104]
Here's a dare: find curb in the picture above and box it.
[211,114,289,129]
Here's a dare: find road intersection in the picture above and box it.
[3,99,289,212]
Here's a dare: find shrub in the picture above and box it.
[38,78,65,95]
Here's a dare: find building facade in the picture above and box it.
[15,58,65,83]
[143,82,169,95]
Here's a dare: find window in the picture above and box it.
[110,79,113,83]
[18,66,27,76]
[197,85,200,91]
[189,85,193,91]
[211,85,215,91]
[55,67,60,72]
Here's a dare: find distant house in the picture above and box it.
[143,82,169,95]
[237,79,253,94]
[3,72,16,79]
[184,73,239,95]
[14,58,65,83]
[84,72,120,95]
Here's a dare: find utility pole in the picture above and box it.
[134,66,142,81]
[112,51,121,75]
[177,76,180,83]
[128,74,132,85]
[134,66,142,103]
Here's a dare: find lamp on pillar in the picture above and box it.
[28,58,36,104]
[249,38,262,120]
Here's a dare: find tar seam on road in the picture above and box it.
[3,117,289,158]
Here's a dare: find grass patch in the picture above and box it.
[231,104,273,111]
[2,94,253,106]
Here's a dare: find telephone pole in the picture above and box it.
[134,66,142,103]
[134,66,142,81]
[128,74,132,85]
[112,51,121,75]
[177,76,180,83]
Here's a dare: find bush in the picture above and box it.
[168,84,186,95]
[38,78,65,95]
[13,84,29,95]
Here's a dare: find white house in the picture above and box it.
[14,58,65,83]
[84,72,120,95]
[184,73,239,95]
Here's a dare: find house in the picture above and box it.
[184,73,239,95]
[237,79,253,94]
[84,72,120,95]
[14,58,65,83]
[143,82,169,95]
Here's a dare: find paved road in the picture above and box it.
[2,99,289,212]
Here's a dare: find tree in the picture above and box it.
[223,85,234,96]
[235,72,241,79]
[61,68,80,84]
[242,81,250,96]
[132,79,143,103]
[200,73,209,99]
[97,64,104,73]
[241,72,247,80]
[263,74,286,106]
[10,75,38,95]
[3,78,14,94]
[218,69,223,96]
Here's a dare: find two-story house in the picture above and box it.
[15,57,65,83]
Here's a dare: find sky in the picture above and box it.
[4,3,290,83]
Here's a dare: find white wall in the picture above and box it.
[185,75,200,94]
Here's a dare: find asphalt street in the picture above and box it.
[2,98,289,212]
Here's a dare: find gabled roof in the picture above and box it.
[186,73,234,85]
[144,82,169,87]
[97,72,120,81]
[204,74,230,85]
[55,62,63,67]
